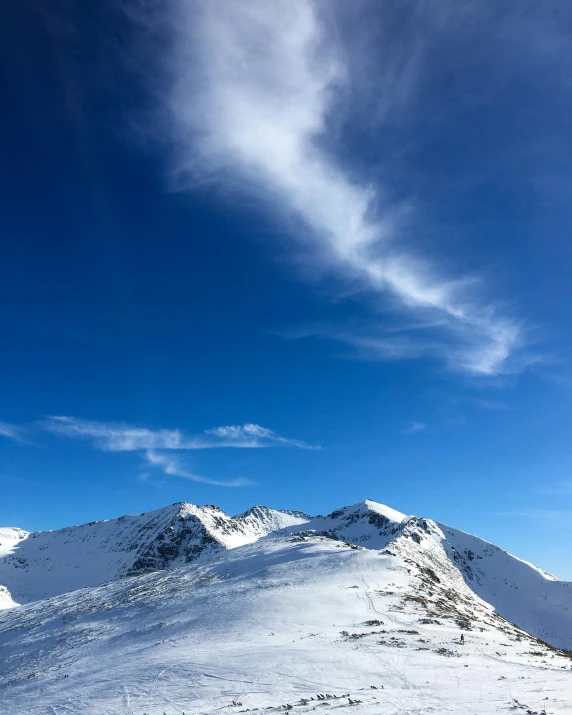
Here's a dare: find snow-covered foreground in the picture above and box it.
[1,534,571,715]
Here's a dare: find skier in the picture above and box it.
[460,633,465,644]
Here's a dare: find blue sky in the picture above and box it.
[1,0,572,578]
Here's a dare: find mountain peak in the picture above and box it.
[361,499,408,523]
[235,505,310,534]
[236,504,311,520]
[322,499,407,525]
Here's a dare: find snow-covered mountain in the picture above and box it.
[0,503,308,605]
[1,499,571,714]
[280,501,572,649]
[1,499,571,649]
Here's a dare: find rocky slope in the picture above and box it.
[0,503,308,604]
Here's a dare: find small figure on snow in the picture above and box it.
[460,633,465,644]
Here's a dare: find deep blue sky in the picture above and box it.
[1,1,572,578]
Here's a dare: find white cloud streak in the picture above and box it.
[0,421,29,445]
[44,416,318,451]
[145,449,254,487]
[149,0,527,376]
[205,423,316,449]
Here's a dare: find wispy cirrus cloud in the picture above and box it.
[43,415,318,451]
[44,415,191,451]
[278,321,535,376]
[0,421,30,445]
[44,415,315,488]
[404,421,426,435]
[145,450,254,487]
[205,423,315,450]
[139,0,540,376]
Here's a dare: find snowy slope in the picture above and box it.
[0,503,308,605]
[1,535,570,715]
[235,505,311,537]
[437,522,572,650]
[0,527,28,557]
[0,529,27,609]
[276,503,572,651]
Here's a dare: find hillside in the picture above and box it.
[0,503,307,604]
[1,499,571,714]
[1,533,571,715]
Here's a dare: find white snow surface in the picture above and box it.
[0,499,571,715]
[0,503,308,605]
[436,523,572,650]
[0,527,28,558]
[0,529,28,609]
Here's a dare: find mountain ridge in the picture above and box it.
[0,501,309,605]
[1,498,571,652]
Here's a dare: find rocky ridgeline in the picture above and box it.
[0,503,308,604]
